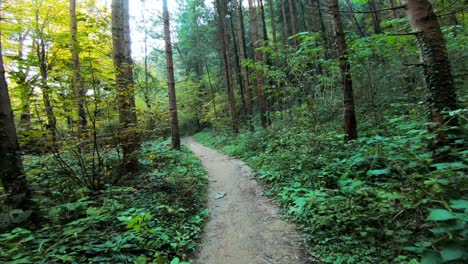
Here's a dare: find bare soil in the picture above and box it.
[186,137,314,264]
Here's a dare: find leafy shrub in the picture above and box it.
[195,114,467,264]
[0,139,208,263]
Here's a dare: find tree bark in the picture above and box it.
[405,0,459,157]
[330,0,358,141]
[216,0,239,133]
[112,0,139,171]
[234,0,253,131]
[0,13,33,216]
[70,0,87,135]
[249,0,268,128]
[163,0,181,149]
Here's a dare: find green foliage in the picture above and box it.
[195,113,467,263]
[0,139,208,263]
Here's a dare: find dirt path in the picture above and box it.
[186,137,312,264]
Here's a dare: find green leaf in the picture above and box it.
[367,168,391,176]
[427,209,457,221]
[421,250,443,264]
[431,162,466,170]
[170,257,180,264]
[450,200,468,210]
[441,244,465,262]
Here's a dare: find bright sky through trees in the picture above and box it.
[101,0,179,59]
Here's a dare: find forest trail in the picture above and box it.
[186,137,312,264]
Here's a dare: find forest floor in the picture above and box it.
[186,137,313,264]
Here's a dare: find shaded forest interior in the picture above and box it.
[0,0,467,263]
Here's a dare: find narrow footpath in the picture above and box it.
[186,137,312,264]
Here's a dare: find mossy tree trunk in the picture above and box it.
[405,0,459,158]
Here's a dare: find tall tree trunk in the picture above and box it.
[406,0,459,158]
[112,0,139,171]
[0,13,34,217]
[281,0,289,43]
[163,0,181,149]
[267,0,277,43]
[308,0,318,32]
[70,0,87,135]
[229,16,247,121]
[330,0,358,141]
[234,0,253,131]
[249,0,268,128]
[368,0,382,34]
[216,0,239,133]
[287,0,297,35]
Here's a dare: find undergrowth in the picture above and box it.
[194,115,468,264]
[0,139,208,264]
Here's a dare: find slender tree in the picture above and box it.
[267,0,277,43]
[216,0,239,133]
[248,0,268,128]
[287,0,297,36]
[368,0,382,34]
[163,0,181,149]
[70,0,87,135]
[111,0,139,171]
[281,0,289,43]
[234,0,253,131]
[34,8,57,144]
[0,11,33,216]
[330,0,358,141]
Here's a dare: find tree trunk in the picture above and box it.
[288,0,297,36]
[267,0,277,43]
[405,0,459,158]
[70,0,87,135]
[112,0,139,171]
[308,0,318,32]
[330,0,358,141]
[0,14,34,216]
[281,0,289,43]
[34,11,57,144]
[249,0,268,128]
[368,0,382,34]
[216,0,239,133]
[234,0,253,131]
[163,0,181,149]
[229,16,247,122]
